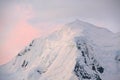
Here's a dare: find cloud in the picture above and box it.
[0,3,61,65]
[0,4,40,65]
[0,20,40,64]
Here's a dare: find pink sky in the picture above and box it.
[0,4,61,65]
[0,21,40,65]
[0,4,40,65]
[1,1,119,65]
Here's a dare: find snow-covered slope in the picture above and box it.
[0,20,120,80]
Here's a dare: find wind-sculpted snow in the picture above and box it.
[74,37,104,80]
[0,20,120,80]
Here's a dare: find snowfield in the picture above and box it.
[0,20,120,80]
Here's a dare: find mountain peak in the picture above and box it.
[65,19,94,32]
[68,19,89,26]
[0,20,120,80]
[72,19,83,23]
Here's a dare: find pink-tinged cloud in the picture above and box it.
[0,4,40,65]
[0,21,61,65]
[0,3,61,65]
[0,20,41,65]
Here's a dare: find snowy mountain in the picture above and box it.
[0,20,120,80]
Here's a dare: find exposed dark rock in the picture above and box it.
[29,40,34,47]
[21,60,28,68]
[84,58,87,64]
[28,48,31,51]
[37,70,42,74]
[94,74,102,80]
[74,62,91,79]
[115,55,120,62]
[17,53,22,56]
[74,61,102,80]
[97,66,104,73]
[118,59,120,61]
[77,46,81,50]
[74,38,104,80]
[81,51,85,57]
[29,44,32,46]
[76,40,81,50]
[17,47,31,56]
[92,65,96,71]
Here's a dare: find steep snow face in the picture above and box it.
[67,20,120,50]
[74,37,104,80]
[0,20,120,80]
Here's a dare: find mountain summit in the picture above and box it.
[0,20,120,80]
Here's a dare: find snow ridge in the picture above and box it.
[0,20,120,80]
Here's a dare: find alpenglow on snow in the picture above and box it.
[0,20,120,80]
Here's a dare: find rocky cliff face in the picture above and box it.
[0,20,120,80]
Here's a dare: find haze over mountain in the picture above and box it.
[0,20,120,80]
